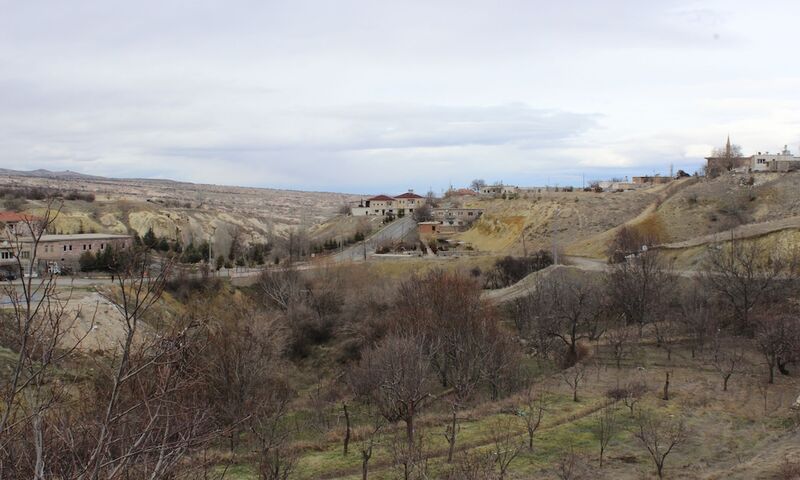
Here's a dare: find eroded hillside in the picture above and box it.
[0,170,357,254]
[454,172,800,261]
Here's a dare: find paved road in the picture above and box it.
[332,216,417,262]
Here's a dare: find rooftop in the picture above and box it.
[36,233,132,242]
[367,195,395,201]
[394,192,423,199]
[0,212,42,223]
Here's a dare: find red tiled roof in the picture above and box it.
[0,212,41,223]
[367,195,395,202]
[452,188,477,196]
[394,192,423,199]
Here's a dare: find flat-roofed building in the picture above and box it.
[431,208,483,228]
[34,233,132,263]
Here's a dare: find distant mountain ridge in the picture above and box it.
[0,168,106,180]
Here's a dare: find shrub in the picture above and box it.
[78,251,96,272]
[777,459,800,480]
[3,197,25,212]
[485,250,553,288]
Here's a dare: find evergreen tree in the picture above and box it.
[143,227,157,248]
[156,237,170,252]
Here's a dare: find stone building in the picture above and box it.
[351,191,425,216]
[0,233,133,276]
[479,184,518,196]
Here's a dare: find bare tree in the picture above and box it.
[708,335,748,391]
[593,404,618,467]
[470,179,486,192]
[412,203,433,222]
[678,282,716,358]
[201,299,287,450]
[443,329,486,462]
[258,267,306,311]
[702,238,794,333]
[512,290,558,360]
[350,334,434,447]
[358,408,383,480]
[522,274,606,366]
[708,141,744,176]
[554,444,589,480]
[389,430,429,480]
[489,415,524,480]
[250,380,297,480]
[78,248,220,479]
[0,200,101,479]
[606,315,632,369]
[443,450,496,480]
[606,251,675,337]
[518,385,547,451]
[632,410,687,479]
[561,362,587,402]
[622,381,647,416]
[607,225,660,263]
[653,317,681,362]
[754,312,799,384]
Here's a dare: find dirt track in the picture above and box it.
[654,215,800,250]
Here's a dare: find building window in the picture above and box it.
[69,245,72,251]
[101,243,105,249]
[63,245,67,252]
[88,244,92,250]
[21,251,29,259]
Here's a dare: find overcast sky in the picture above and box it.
[1,1,799,194]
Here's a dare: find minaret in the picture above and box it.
[725,135,732,157]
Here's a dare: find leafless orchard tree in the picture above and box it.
[653,316,681,362]
[349,334,434,447]
[632,410,687,479]
[605,315,632,369]
[200,298,287,451]
[593,404,618,467]
[489,415,525,480]
[517,273,606,366]
[443,329,487,462]
[561,362,587,402]
[606,250,675,337]
[389,430,429,480]
[511,289,558,360]
[701,238,796,333]
[553,444,590,480]
[250,380,297,480]
[518,385,547,451]
[358,407,384,480]
[678,282,717,358]
[754,311,800,384]
[443,450,495,480]
[708,335,748,391]
[621,381,647,417]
